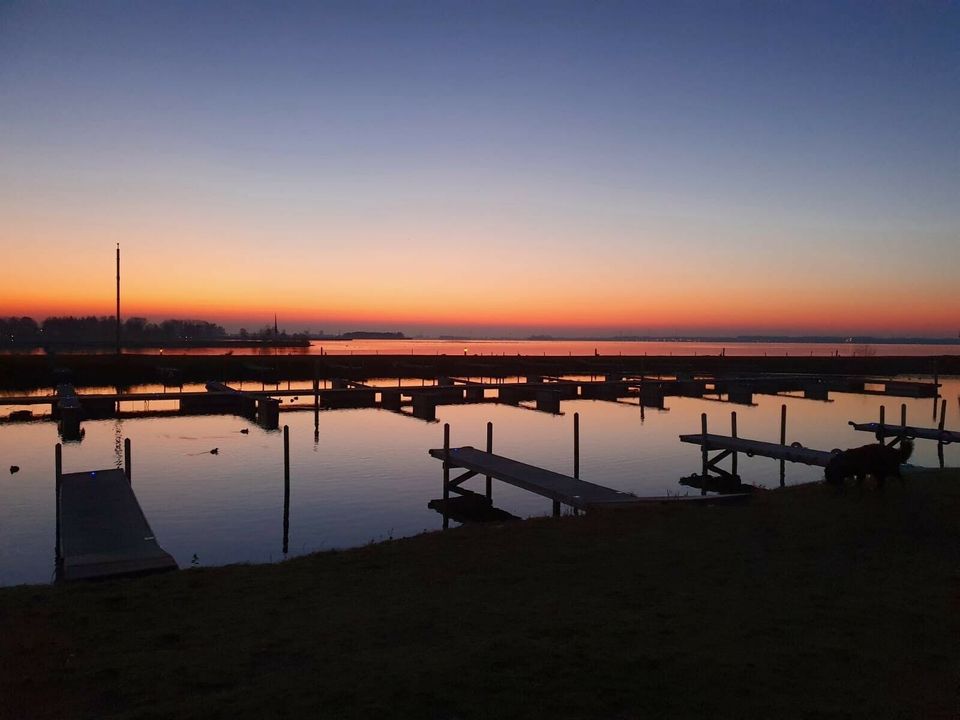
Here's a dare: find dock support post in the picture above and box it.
[731,411,738,479]
[898,403,907,447]
[553,407,564,512]
[55,443,62,564]
[878,405,885,442]
[700,412,708,496]
[574,412,580,480]
[124,437,131,482]
[779,404,787,488]
[485,422,493,500]
[442,423,450,529]
[283,425,290,554]
[938,398,947,469]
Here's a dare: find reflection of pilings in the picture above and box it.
[380,390,403,411]
[779,404,787,488]
[56,384,83,440]
[413,394,438,421]
[803,382,829,401]
[639,382,665,408]
[727,384,754,405]
[536,390,561,414]
[283,425,290,555]
[257,397,280,430]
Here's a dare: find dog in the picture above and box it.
[824,439,913,488]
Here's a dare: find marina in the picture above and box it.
[0,371,956,586]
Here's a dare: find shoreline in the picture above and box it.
[1,469,956,718]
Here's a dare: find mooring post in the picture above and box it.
[485,421,493,500]
[573,412,580,480]
[879,405,886,442]
[283,425,291,554]
[700,412,708,496]
[899,403,907,447]
[442,423,451,530]
[731,411,738,478]
[55,443,62,563]
[779,404,787,488]
[124,437,131,482]
[936,398,947,468]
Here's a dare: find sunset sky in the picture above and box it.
[1,1,957,337]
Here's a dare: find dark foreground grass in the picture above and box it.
[2,471,958,720]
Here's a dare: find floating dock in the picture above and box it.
[56,443,177,581]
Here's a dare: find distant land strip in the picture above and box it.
[0,353,956,392]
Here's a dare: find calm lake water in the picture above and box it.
[1,376,957,586]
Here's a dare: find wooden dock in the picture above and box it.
[678,433,835,466]
[849,421,960,444]
[429,446,643,510]
[56,444,177,581]
[428,433,750,520]
[679,408,836,494]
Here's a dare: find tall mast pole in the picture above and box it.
[116,243,121,356]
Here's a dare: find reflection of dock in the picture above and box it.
[55,442,177,581]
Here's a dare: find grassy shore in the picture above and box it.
[1,471,958,719]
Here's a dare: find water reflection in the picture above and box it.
[0,376,956,586]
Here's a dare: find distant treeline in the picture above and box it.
[1,316,226,346]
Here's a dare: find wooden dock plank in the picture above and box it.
[59,468,177,581]
[848,422,960,444]
[679,433,835,466]
[428,446,749,508]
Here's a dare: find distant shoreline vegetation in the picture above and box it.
[0,316,312,349]
[2,316,957,347]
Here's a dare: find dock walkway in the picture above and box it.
[678,433,835,467]
[57,461,177,581]
[848,422,959,444]
[428,446,749,511]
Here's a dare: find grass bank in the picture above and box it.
[1,471,958,719]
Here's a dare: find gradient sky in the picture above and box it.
[1,1,958,336]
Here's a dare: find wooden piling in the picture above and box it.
[779,404,786,487]
[900,403,907,446]
[485,421,493,500]
[283,425,290,554]
[55,443,62,563]
[442,423,450,529]
[731,411,738,478]
[573,412,580,480]
[124,437,131,482]
[701,412,708,496]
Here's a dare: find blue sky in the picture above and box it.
[1,1,958,335]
